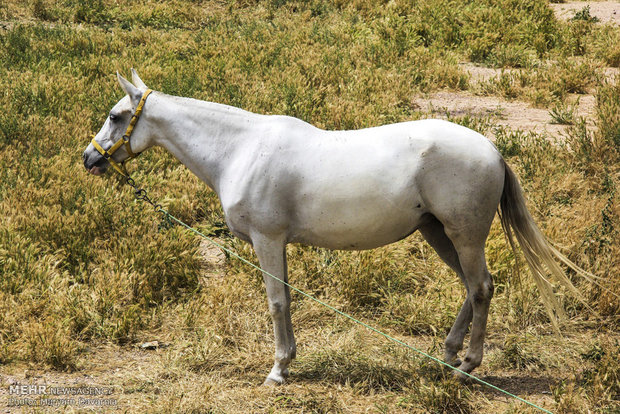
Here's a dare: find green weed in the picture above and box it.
[570,6,599,24]
[549,100,577,125]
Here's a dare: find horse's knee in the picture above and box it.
[268,300,289,317]
[471,278,494,305]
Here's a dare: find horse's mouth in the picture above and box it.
[84,153,109,176]
[89,166,106,176]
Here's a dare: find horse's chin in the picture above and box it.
[89,166,106,176]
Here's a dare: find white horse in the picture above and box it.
[83,70,588,385]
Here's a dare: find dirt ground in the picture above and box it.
[550,1,620,25]
[413,87,596,140]
[415,62,620,140]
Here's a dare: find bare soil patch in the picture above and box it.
[459,62,515,84]
[414,90,596,139]
[417,62,620,140]
[551,1,620,25]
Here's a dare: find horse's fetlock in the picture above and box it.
[277,356,291,366]
[445,338,462,353]
[462,352,482,368]
[274,353,292,368]
[275,346,294,362]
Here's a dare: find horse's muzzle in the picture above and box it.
[83,149,109,176]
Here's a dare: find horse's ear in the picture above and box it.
[131,68,148,91]
[117,71,143,108]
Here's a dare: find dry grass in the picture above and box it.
[0,0,619,412]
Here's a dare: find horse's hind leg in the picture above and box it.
[444,229,494,377]
[419,218,472,367]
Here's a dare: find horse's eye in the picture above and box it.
[109,113,118,121]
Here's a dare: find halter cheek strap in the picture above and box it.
[91,89,153,177]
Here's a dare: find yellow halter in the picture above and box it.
[91,89,153,177]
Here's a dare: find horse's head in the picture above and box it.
[83,69,153,176]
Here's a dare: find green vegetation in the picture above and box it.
[549,100,577,125]
[570,5,600,23]
[0,0,618,412]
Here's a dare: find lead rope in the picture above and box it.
[121,174,554,414]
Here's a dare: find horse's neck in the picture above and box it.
[150,94,259,192]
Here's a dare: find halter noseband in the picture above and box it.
[91,89,153,177]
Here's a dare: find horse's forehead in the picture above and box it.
[112,95,132,112]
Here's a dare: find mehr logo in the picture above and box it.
[9,384,47,395]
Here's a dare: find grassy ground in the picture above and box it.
[0,0,619,412]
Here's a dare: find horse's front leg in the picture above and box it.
[252,233,296,385]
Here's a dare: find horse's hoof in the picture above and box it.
[452,369,474,383]
[443,356,461,372]
[263,376,284,386]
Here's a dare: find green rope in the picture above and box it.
[154,207,553,414]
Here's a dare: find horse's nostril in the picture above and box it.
[83,152,94,169]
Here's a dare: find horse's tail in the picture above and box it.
[499,160,596,330]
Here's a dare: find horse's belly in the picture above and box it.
[288,197,426,250]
